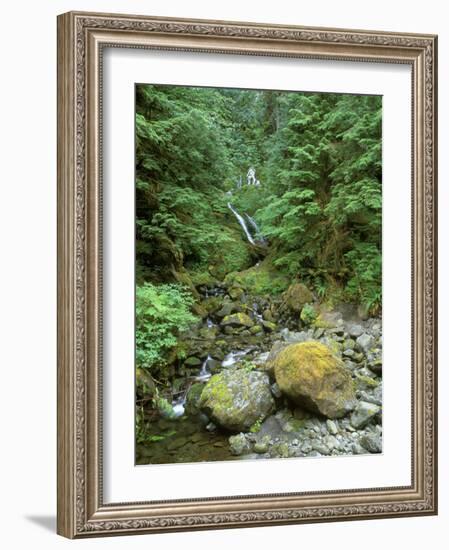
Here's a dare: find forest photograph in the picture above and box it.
[135,83,383,465]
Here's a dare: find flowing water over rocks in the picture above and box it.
[136,278,383,465]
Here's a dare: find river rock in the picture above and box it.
[229,433,252,455]
[350,401,380,429]
[254,435,271,453]
[228,286,244,300]
[184,383,205,415]
[283,283,313,312]
[261,320,277,332]
[346,323,364,338]
[216,300,241,318]
[184,356,202,367]
[356,333,374,353]
[262,309,275,322]
[221,312,254,328]
[198,368,274,432]
[273,341,356,418]
[360,431,382,453]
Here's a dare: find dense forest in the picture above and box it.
[135,84,383,464]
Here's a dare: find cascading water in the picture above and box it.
[196,355,212,381]
[222,349,252,368]
[227,203,256,245]
[171,392,187,417]
[245,214,266,245]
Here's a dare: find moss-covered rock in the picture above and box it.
[185,382,205,416]
[216,300,241,318]
[198,368,274,432]
[228,285,244,300]
[221,312,254,328]
[224,259,289,296]
[261,320,277,332]
[136,368,156,399]
[273,341,356,419]
[283,283,313,312]
[184,356,202,367]
[208,226,254,280]
[313,310,342,329]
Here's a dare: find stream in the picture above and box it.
[135,202,383,465]
[136,281,276,465]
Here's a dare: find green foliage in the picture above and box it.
[249,417,263,433]
[225,260,290,296]
[257,92,382,309]
[136,282,198,376]
[344,243,382,314]
[135,84,382,314]
[300,303,318,325]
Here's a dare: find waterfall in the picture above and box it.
[245,214,266,245]
[171,393,187,417]
[227,203,256,245]
[195,355,212,381]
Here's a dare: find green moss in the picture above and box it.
[208,226,254,279]
[225,259,289,296]
[198,374,233,412]
[300,303,317,325]
[221,312,254,328]
[189,270,217,287]
[273,341,355,419]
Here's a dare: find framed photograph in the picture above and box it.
[57,11,438,538]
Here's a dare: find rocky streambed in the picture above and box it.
[136,281,382,465]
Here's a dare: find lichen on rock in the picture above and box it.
[273,341,356,419]
[198,368,274,432]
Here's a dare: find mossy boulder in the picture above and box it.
[273,341,356,419]
[216,300,241,318]
[198,369,274,432]
[221,312,254,328]
[185,382,205,415]
[225,259,289,295]
[228,285,245,300]
[261,320,277,332]
[136,368,156,399]
[283,283,313,312]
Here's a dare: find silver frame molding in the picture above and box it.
[57,11,438,538]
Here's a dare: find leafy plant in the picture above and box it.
[136,282,198,377]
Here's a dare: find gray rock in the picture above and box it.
[350,401,381,429]
[282,330,310,344]
[254,435,271,454]
[347,323,364,338]
[358,390,382,406]
[270,382,282,399]
[324,435,340,450]
[312,442,330,455]
[351,442,367,454]
[253,351,270,366]
[326,419,338,435]
[356,333,374,353]
[229,433,252,456]
[301,441,312,453]
[360,432,382,453]
[343,348,355,358]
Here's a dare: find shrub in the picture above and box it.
[136,283,198,376]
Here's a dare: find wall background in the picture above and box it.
[0,1,446,548]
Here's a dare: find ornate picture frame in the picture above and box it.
[57,11,438,538]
